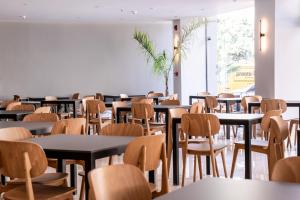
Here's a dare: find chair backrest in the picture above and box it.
[123,135,168,195]
[0,127,32,141]
[34,106,52,113]
[95,93,104,101]
[45,96,57,100]
[241,96,261,113]
[267,116,289,176]
[71,93,80,100]
[111,101,128,122]
[147,92,164,98]
[169,108,188,119]
[120,94,129,98]
[271,157,300,183]
[0,140,47,179]
[88,164,152,200]
[23,113,59,122]
[218,93,235,98]
[0,100,16,109]
[160,99,180,106]
[181,113,220,137]
[86,100,106,115]
[131,102,154,120]
[51,118,86,135]
[82,96,95,114]
[261,99,287,113]
[131,96,147,103]
[190,102,203,114]
[204,96,218,111]
[100,123,144,136]
[13,95,20,101]
[10,104,35,112]
[168,93,178,100]
[6,102,22,111]
[197,92,210,96]
[261,110,282,132]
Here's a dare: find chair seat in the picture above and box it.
[10,173,68,186]
[234,139,268,148]
[187,142,227,154]
[4,184,75,200]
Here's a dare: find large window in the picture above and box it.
[217,8,255,96]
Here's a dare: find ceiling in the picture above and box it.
[0,0,254,23]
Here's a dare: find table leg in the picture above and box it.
[189,96,192,105]
[248,104,252,114]
[172,120,179,185]
[149,170,155,183]
[70,164,77,191]
[116,108,120,123]
[165,110,169,150]
[225,102,230,139]
[244,122,252,179]
[206,156,211,175]
[57,159,66,173]
[73,102,76,118]
[298,130,300,156]
[85,156,95,199]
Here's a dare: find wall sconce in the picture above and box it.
[259,19,267,52]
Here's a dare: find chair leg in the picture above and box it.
[211,155,217,177]
[215,158,220,177]
[108,156,113,165]
[197,155,202,179]
[287,121,293,148]
[294,122,299,146]
[79,175,85,200]
[181,149,187,187]
[230,146,239,178]
[193,155,197,182]
[221,151,228,178]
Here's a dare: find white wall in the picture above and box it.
[255,0,275,98]
[180,18,207,104]
[275,0,300,100]
[0,22,173,98]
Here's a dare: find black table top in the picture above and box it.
[157,178,300,200]
[29,135,133,153]
[21,101,41,105]
[0,121,53,135]
[41,99,81,103]
[249,100,300,106]
[119,104,191,110]
[0,110,32,115]
[217,97,242,101]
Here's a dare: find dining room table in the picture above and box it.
[0,121,53,135]
[41,99,81,118]
[0,110,32,121]
[157,177,300,200]
[29,134,134,199]
[171,113,263,185]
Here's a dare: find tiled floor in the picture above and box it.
[49,126,297,199]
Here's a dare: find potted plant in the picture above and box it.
[133,19,205,96]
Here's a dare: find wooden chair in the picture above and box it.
[95,93,104,101]
[71,93,80,100]
[78,123,145,200]
[23,113,59,122]
[131,102,164,135]
[124,135,168,197]
[230,115,288,179]
[88,164,151,200]
[131,96,147,102]
[34,106,51,114]
[241,96,262,113]
[51,118,86,135]
[181,113,228,186]
[13,95,20,101]
[218,93,236,113]
[0,140,75,200]
[160,99,180,105]
[0,100,17,110]
[260,99,287,114]
[168,93,178,100]
[86,100,111,134]
[204,96,219,113]
[111,101,128,123]
[80,96,95,117]
[190,102,204,114]
[147,92,164,98]
[0,127,69,192]
[271,157,300,183]
[5,102,22,111]
[10,104,35,112]
[100,123,144,137]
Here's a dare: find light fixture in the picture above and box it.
[259,18,267,52]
